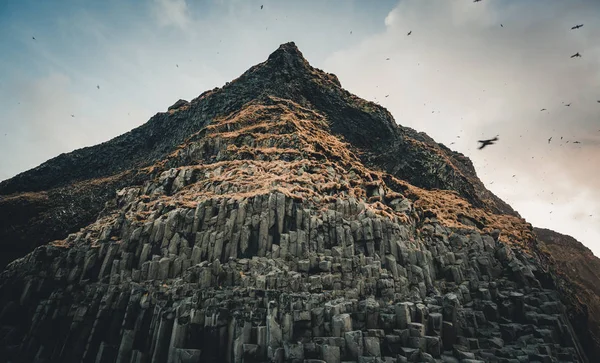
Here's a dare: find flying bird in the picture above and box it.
[477,136,499,150]
[385,95,389,98]
[500,24,503,27]
[260,5,263,9]
[571,24,584,30]
[574,141,581,144]
[474,0,482,2]
[176,64,178,68]
[571,52,581,58]
[565,103,571,106]
[548,137,552,144]
[350,31,352,34]
[540,108,547,111]
[71,114,74,118]
[32,36,36,40]
[407,31,412,36]
[386,58,390,60]
[97,85,100,89]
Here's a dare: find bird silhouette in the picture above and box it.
[565,103,571,106]
[386,58,390,60]
[548,137,552,144]
[32,36,36,40]
[71,114,74,118]
[477,136,499,150]
[574,141,581,144]
[540,108,547,111]
[474,0,482,2]
[571,52,581,58]
[571,24,584,30]
[385,95,389,98]
[407,31,412,36]
[176,64,178,68]
[97,85,100,89]
[260,5,263,9]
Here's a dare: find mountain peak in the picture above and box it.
[266,42,310,70]
[0,40,597,363]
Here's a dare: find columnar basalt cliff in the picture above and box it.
[0,42,597,363]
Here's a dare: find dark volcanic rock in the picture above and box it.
[0,42,515,268]
[534,227,600,360]
[0,42,596,363]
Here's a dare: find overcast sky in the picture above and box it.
[1,0,599,255]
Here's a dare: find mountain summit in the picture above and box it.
[0,42,598,362]
[0,42,515,269]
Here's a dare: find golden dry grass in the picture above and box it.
[52,95,534,254]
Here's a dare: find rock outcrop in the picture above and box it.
[0,42,596,363]
[534,228,600,359]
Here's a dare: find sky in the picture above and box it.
[1,0,599,255]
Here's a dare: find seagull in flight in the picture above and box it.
[261,5,263,9]
[571,52,582,58]
[477,136,499,150]
[407,30,412,36]
[548,137,552,144]
[32,36,36,40]
[97,85,100,89]
[571,24,584,30]
[540,108,547,111]
[565,103,571,107]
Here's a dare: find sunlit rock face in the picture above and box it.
[0,42,595,363]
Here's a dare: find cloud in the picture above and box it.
[322,0,600,255]
[152,0,190,29]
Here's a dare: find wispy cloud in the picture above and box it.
[152,0,191,30]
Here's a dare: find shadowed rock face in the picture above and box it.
[534,227,600,359]
[0,42,595,362]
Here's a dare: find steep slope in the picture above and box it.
[0,42,515,269]
[534,227,600,359]
[0,42,594,362]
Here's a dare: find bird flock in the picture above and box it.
[469,6,589,150]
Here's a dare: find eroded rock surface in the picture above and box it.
[0,42,595,363]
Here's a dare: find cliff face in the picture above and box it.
[534,228,600,359]
[0,42,594,363]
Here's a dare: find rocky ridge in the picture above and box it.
[0,42,595,363]
[0,42,515,269]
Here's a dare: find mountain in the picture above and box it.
[0,42,596,362]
